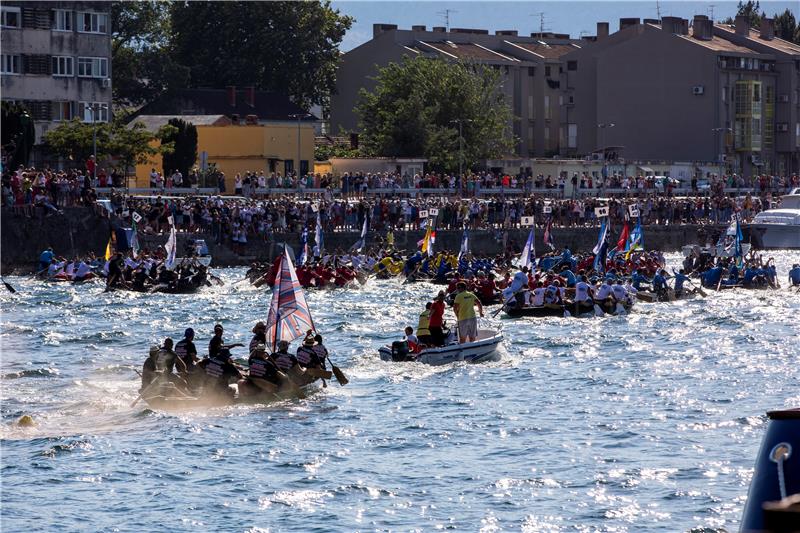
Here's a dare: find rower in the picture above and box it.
[38,247,55,273]
[428,291,447,347]
[141,345,159,391]
[174,328,199,375]
[452,281,483,344]
[531,281,546,307]
[249,322,267,352]
[672,269,691,296]
[574,275,593,305]
[630,269,650,291]
[295,332,318,369]
[155,338,188,392]
[544,280,563,305]
[199,348,241,398]
[611,279,628,302]
[595,278,615,306]
[789,263,800,287]
[241,344,282,395]
[208,324,243,358]
[416,302,433,345]
[652,269,669,295]
[271,340,299,373]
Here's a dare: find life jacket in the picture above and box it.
[248,358,279,383]
[204,357,225,378]
[417,310,431,337]
[273,352,295,371]
[312,345,328,368]
[296,346,315,366]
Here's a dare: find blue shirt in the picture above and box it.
[673,272,689,291]
[653,273,667,291]
[631,271,649,290]
[562,270,577,287]
[39,250,54,264]
[702,267,723,287]
[790,267,800,284]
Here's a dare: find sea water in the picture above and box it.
[1,252,798,532]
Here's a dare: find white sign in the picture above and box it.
[543,205,552,214]
[311,203,319,213]
[418,210,428,219]
[594,206,609,218]
[628,205,640,218]
[521,216,535,226]
[167,215,175,226]
[428,208,439,216]
[132,212,142,223]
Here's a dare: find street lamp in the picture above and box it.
[289,112,312,179]
[449,118,473,179]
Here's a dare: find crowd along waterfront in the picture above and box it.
[1,250,798,531]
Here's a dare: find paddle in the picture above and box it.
[492,290,520,317]
[1,277,17,294]
[686,279,707,297]
[131,375,162,407]
[326,353,349,386]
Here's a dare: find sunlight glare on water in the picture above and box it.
[1,252,798,531]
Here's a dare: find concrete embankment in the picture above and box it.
[2,207,733,273]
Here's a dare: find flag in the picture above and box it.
[428,229,436,257]
[624,217,644,259]
[129,221,140,259]
[314,210,324,257]
[457,229,469,261]
[265,247,315,352]
[519,226,535,270]
[594,237,609,273]
[543,217,555,251]
[734,215,744,269]
[420,225,433,255]
[350,216,369,252]
[616,221,630,252]
[104,235,113,261]
[298,227,309,265]
[164,221,177,269]
[593,218,608,255]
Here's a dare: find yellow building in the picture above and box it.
[130,88,315,193]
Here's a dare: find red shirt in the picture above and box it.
[429,300,445,328]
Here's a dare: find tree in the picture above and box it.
[160,118,197,178]
[355,57,516,171]
[108,118,176,177]
[722,1,763,28]
[111,1,189,107]
[42,119,110,166]
[169,1,352,108]
[1,102,35,169]
[774,9,798,43]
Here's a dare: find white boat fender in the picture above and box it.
[593,304,605,317]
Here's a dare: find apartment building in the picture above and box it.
[1,1,112,163]
[330,24,583,158]
[559,16,798,176]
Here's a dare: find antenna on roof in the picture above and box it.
[656,0,661,19]
[708,3,716,21]
[531,12,548,38]
[437,9,457,32]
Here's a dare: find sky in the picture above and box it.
[331,1,799,51]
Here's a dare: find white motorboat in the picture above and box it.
[378,329,503,366]
[747,188,800,249]
[176,239,212,267]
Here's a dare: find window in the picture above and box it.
[53,9,72,31]
[1,54,21,74]
[53,101,74,121]
[722,86,728,103]
[1,6,20,28]
[753,83,761,103]
[544,95,551,120]
[567,60,577,71]
[52,56,73,76]
[568,123,577,148]
[78,102,108,122]
[545,65,551,77]
[559,95,564,106]
[527,66,536,77]
[77,57,108,78]
[78,12,108,34]
[527,95,534,119]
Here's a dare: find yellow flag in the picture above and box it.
[387,231,394,246]
[421,226,432,254]
[104,237,113,260]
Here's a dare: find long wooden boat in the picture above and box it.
[504,300,633,318]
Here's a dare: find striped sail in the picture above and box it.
[265,248,315,352]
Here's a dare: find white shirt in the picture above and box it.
[510,271,528,293]
[75,262,92,278]
[574,281,591,302]
[596,283,613,300]
[532,287,546,306]
[611,285,628,300]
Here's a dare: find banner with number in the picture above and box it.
[418,210,428,219]
[429,208,439,216]
[628,205,640,218]
[594,206,609,218]
[543,205,552,214]
[521,216,535,226]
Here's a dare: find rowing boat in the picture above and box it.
[378,329,503,366]
[503,301,633,318]
[636,289,700,303]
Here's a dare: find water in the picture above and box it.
[1,252,799,532]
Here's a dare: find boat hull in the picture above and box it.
[504,301,633,317]
[745,223,800,250]
[378,329,502,366]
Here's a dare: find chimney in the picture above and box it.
[760,17,775,40]
[495,30,518,36]
[680,18,689,35]
[244,86,255,107]
[411,25,426,31]
[620,18,641,30]
[661,16,682,34]
[226,85,236,107]
[597,22,609,39]
[693,15,713,41]
[432,26,446,32]
[643,18,659,25]
[372,23,398,38]
[451,28,489,35]
[735,15,750,35]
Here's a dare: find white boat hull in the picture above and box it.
[378,329,503,366]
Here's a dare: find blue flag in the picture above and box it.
[519,226,535,269]
[298,227,309,265]
[458,229,469,262]
[593,219,609,273]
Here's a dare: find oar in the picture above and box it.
[687,279,707,297]
[492,291,520,317]
[326,353,349,386]
[131,375,162,407]
[1,277,17,294]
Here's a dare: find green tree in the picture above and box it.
[355,57,516,171]
[774,9,798,42]
[1,102,35,169]
[169,1,352,108]
[722,1,763,27]
[160,118,197,178]
[111,1,189,107]
[42,119,110,166]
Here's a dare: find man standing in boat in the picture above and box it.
[428,291,447,347]
[452,281,483,344]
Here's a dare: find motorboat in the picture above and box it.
[746,188,800,249]
[378,329,503,366]
[176,239,212,267]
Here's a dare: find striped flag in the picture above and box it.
[543,217,555,251]
[457,228,469,261]
[265,248,315,352]
[519,226,535,269]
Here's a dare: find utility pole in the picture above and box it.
[289,112,312,179]
[656,0,661,20]
[531,12,547,38]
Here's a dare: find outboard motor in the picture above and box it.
[390,341,411,362]
[740,408,800,532]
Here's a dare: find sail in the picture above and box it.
[265,248,315,352]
